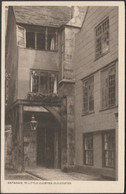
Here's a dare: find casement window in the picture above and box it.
[95,17,109,59]
[83,133,93,165]
[30,70,58,94]
[102,130,115,168]
[17,25,58,51]
[82,76,94,114]
[101,63,116,109]
[17,25,26,47]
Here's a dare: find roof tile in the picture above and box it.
[13,6,72,27]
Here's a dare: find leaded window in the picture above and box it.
[103,130,115,168]
[83,134,93,165]
[31,70,58,94]
[82,76,94,114]
[95,17,109,59]
[101,63,116,109]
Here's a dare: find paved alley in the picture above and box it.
[25,167,106,181]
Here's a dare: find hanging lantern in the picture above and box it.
[30,114,38,130]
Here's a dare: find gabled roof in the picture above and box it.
[13,6,72,27]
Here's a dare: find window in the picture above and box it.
[31,70,58,94]
[17,25,58,51]
[82,76,94,114]
[83,133,93,165]
[103,130,115,168]
[95,17,109,59]
[101,63,116,109]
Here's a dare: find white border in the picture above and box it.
[1,1,125,193]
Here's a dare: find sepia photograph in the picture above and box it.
[1,1,125,193]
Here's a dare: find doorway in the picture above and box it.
[37,118,61,169]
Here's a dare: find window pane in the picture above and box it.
[103,131,115,168]
[26,32,35,49]
[102,31,109,53]
[37,32,45,50]
[39,72,48,93]
[84,134,93,165]
[101,64,116,109]
[96,38,102,58]
[109,74,115,106]
[47,29,57,51]
[31,71,39,92]
[83,76,94,113]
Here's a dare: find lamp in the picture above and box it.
[30,114,38,130]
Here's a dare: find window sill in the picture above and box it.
[99,105,118,112]
[82,111,95,117]
[94,50,110,61]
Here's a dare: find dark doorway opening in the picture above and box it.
[37,127,55,168]
[37,115,61,169]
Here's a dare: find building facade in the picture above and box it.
[5,6,118,180]
[5,6,86,172]
[73,6,118,180]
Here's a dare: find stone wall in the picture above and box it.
[5,125,13,169]
[59,83,75,171]
[24,129,37,168]
[60,27,80,80]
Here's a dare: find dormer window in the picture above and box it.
[17,25,58,51]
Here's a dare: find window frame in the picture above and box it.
[30,69,58,94]
[82,75,94,115]
[102,129,115,168]
[95,17,109,60]
[16,25,58,51]
[83,133,94,166]
[100,62,117,110]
